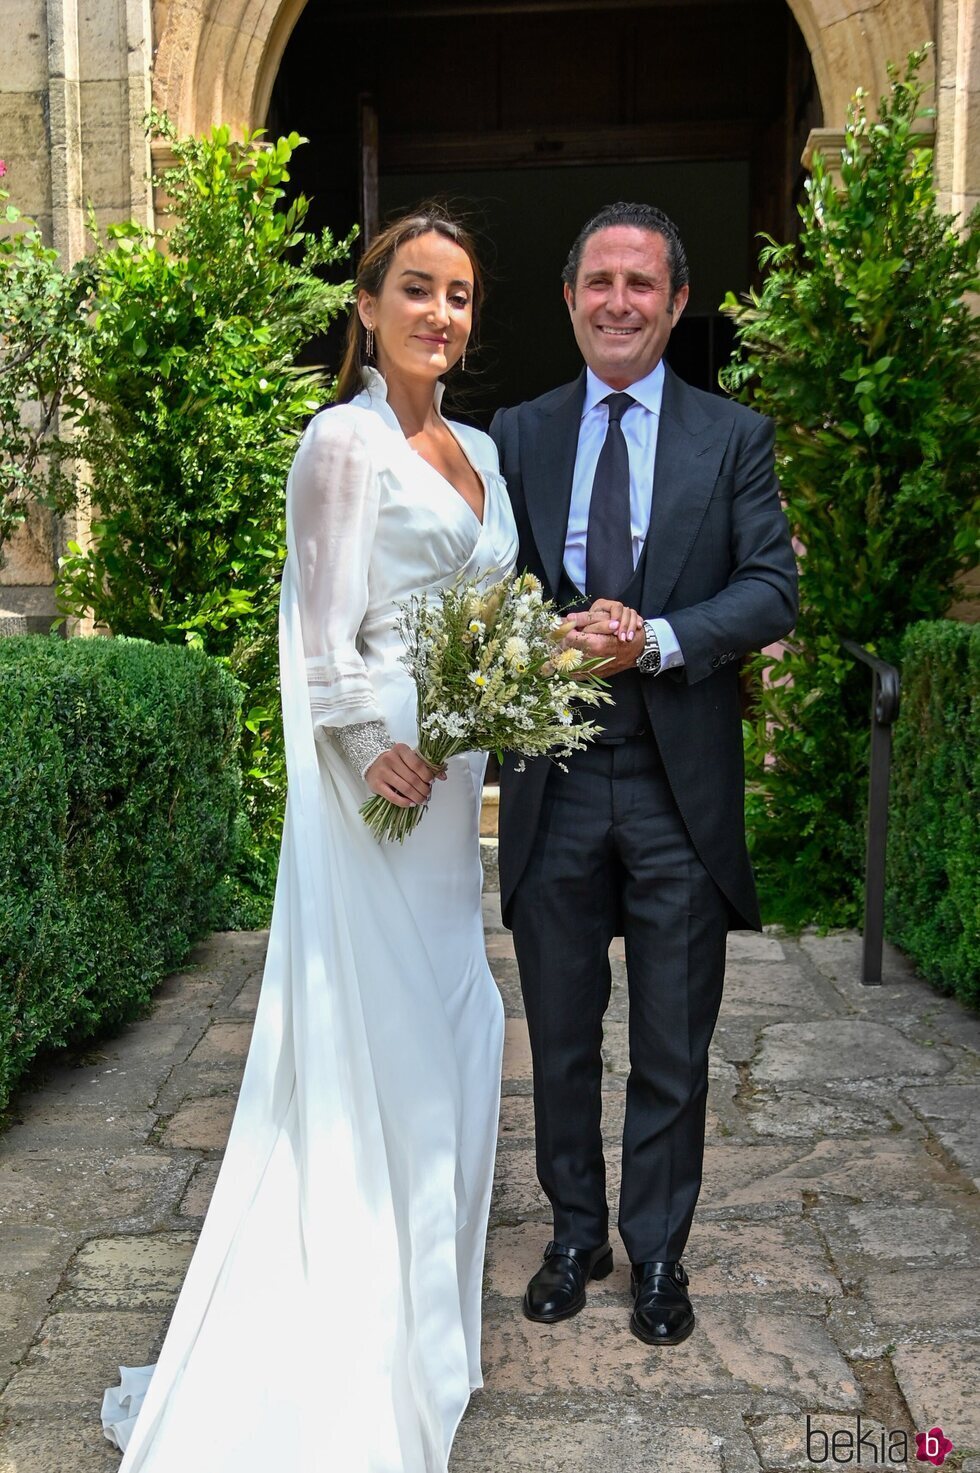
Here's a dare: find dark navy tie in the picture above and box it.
[586,392,635,598]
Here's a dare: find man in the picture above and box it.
[489,203,797,1346]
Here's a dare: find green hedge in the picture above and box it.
[886,621,979,1006]
[0,635,242,1113]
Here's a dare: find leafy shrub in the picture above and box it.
[56,116,354,915]
[722,50,980,927]
[887,621,978,1006]
[0,159,93,561]
[0,634,241,1114]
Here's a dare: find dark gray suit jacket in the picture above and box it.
[489,365,798,931]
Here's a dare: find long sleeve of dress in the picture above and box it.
[289,411,390,737]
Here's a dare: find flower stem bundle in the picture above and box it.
[360,571,611,842]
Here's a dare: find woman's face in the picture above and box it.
[358,231,474,387]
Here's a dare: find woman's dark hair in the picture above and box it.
[561,202,689,303]
[335,207,485,403]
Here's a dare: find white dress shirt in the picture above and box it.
[564,362,683,671]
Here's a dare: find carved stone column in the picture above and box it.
[935,0,980,227]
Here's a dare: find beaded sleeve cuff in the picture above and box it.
[331,719,394,780]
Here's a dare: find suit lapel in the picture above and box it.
[640,366,733,614]
[522,373,585,598]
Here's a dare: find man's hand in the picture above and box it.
[365,743,447,807]
[563,600,644,677]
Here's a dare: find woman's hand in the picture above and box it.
[561,601,645,677]
[365,743,447,808]
[572,599,644,643]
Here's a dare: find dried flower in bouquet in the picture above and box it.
[360,570,612,842]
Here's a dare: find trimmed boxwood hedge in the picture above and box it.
[0,634,242,1113]
[886,621,978,1007]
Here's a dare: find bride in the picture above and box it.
[102,209,518,1472]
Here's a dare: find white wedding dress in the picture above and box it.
[101,368,518,1472]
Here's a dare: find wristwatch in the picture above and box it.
[636,620,662,676]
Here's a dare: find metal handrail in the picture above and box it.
[842,640,901,985]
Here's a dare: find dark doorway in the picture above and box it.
[268,0,820,422]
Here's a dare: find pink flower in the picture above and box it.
[916,1427,954,1466]
[0,159,7,179]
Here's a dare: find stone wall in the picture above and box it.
[0,0,153,625]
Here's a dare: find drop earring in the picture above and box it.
[366,325,375,359]
[461,348,467,372]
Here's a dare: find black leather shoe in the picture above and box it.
[629,1260,695,1345]
[522,1240,614,1323]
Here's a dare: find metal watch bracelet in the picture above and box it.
[637,620,662,676]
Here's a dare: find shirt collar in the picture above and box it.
[582,358,665,419]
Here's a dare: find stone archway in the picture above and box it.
[786,0,934,124]
[151,0,305,138]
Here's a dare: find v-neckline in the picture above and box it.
[356,367,486,530]
[414,418,486,530]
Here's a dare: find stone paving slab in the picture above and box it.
[746,1086,912,1141]
[452,1411,728,1472]
[158,1093,237,1150]
[0,1418,120,1473]
[222,973,262,1020]
[688,1219,843,1301]
[58,1233,198,1310]
[185,1020,254,1064]
[503,1016,533,1081]
[0,1151,192,1230]
[752,1020,952,1086]
[2,1311,168,1412]
[814,1202,980,1277]
[1,1103,161,1156]
[698,1143,810,1215]
[482,1302,735,1396]
[860,1267,980,1339]
[798,933,921,1002]
[728,933,788,962]
[714,961,839,1018]
[699,1308,862,1409]
[1,909,978,1471]
[0,1227,78,1387]
[892,1341,980,1449]
[750,1413,912,1471]
[717,1136,952,1209]
[178,1160,221,1218]
[902,1083,980,1188]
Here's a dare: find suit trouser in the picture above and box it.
[509,735,729,1264]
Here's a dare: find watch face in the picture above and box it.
[639,626,661,674]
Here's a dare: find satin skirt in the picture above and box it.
[102,572,504,1473]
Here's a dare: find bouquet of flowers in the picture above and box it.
[360,570,612,842]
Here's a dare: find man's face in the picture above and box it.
[564,225,689,390]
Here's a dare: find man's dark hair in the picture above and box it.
[562,202,689,301]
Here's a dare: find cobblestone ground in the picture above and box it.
[1,893,978,1473]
